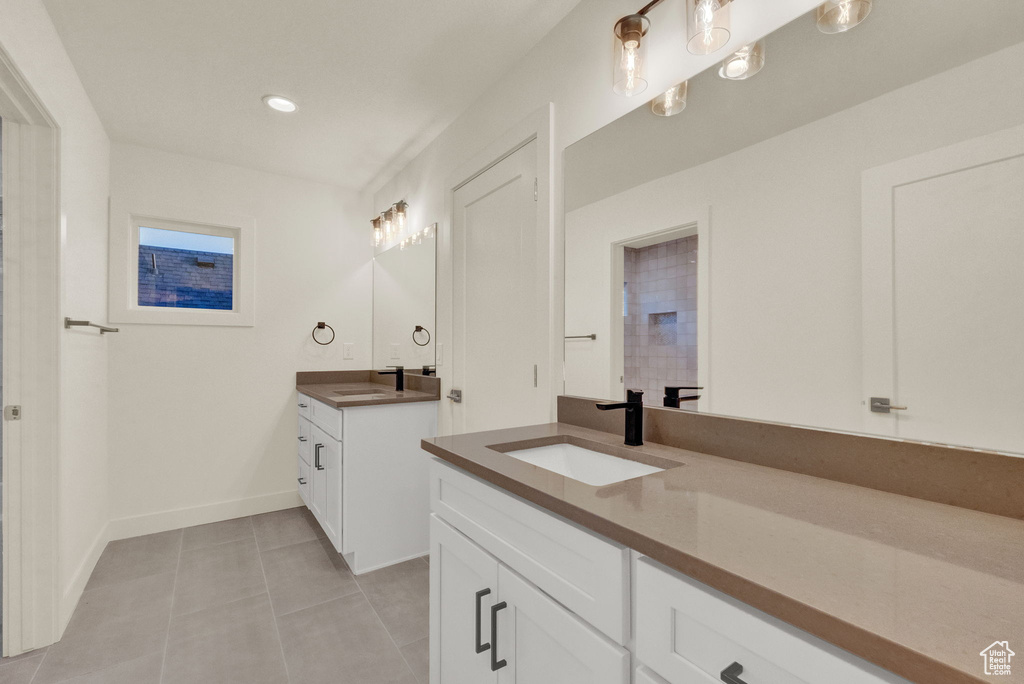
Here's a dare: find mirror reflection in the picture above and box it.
[372,231,436,370]
[564,0,1024,454]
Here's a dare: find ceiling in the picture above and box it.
[43,0,582,191]
[565,0,1024,211]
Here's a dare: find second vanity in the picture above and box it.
[422,397,1024,684]
[297,370,439,574]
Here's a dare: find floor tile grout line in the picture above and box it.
[26,647,47,684]
[157,528,184,684]
[252,516,292,684]
[357,578,421,682]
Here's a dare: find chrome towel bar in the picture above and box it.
[64,317,119,334]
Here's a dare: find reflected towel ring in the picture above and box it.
[413,325,431,347]
[312,322,336,346]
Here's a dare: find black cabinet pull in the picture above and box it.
[721,662,748,684]
[490,601,507,671]
[297,478,306,485]
[474,589,491,653]
[298,436,307,442]
[314,444,325,470]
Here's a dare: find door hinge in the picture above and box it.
[534,364,538,388]
[4,405,22,421]
[533,178,538,202]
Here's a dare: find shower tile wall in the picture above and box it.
[624,235,697,404]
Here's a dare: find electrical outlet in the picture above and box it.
[343,343,354,360]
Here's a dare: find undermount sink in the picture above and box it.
[331,389,391,400]
[493,437,676,486]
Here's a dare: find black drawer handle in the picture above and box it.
[721,662,748,684]
[475,589,491,653]
[314,444,325,470]
[490,601,507,671]
[298,436,307,442]
[297,477,306,485]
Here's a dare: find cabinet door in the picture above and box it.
[431,515,499,684]
[495,564,629,684]
[310,424,341,547]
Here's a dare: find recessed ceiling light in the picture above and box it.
[262,95,297,113]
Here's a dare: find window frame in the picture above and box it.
[109,201,255,326]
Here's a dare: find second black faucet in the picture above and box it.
[596,389,644,446]
[379,365,405,392]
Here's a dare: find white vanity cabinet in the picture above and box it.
[430,458,911,684]
[298,392,437,574]
[430,515,629,684]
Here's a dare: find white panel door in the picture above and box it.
[430,515,499,684]
[862,126,1024,452]
[495,564,629,684]
[452,140,547,433]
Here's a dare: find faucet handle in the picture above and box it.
[626,389,644,403]
[386,365,405,370]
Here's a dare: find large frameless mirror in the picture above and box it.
[372,228,437,371]
[563,0,1024,455]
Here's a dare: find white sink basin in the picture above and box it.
[504,443,664,486]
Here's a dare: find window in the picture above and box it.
[109,206,254,326]
[138,226,235,310]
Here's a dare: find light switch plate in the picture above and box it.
[343,343,354,360]
[390,343,400,359]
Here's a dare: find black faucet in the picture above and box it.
[379,366,405,391]
[664,386,703,408]
[421,365,436,376]
[596,390,644,446]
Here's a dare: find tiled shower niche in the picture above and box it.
[624,235,697,404]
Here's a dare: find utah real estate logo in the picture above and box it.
[980,641,1014,676]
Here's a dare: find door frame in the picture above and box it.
[440,105,554,435]
[861,123,1024,437]
[611,219,711,411]
[0,46,62,655]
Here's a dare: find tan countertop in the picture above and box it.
[296,370,440,408]
[422,422,1024,684]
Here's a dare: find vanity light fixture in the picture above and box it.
[686,0,732,55]
[372,216,384,247]
[262,95,297,112]
[393,200,408,234]
[613,13,652,97]
[719,40,766,80]
[816,0,872,34]
[651,80,688,117]
[382,209,395,240]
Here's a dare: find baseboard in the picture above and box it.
[60,521,110,633]
[107,490,303,541]
[345,549,429,576]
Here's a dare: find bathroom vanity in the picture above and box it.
[296,370,439,574]
[422,397,1024,684]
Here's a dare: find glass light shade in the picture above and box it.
[651,81,688,117]
[816,0,872,34]
[382,210,394,239]
[687,0,731,55]
[719,40,766,80]
[613,14,651,97]
[372,217,383,246]
[394,200,408,234]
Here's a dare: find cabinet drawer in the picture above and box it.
[298,416,311,465]
[636,666,686,684]
[431,459,629,645]
[297,393,312,420]
[298,459,310,505]
[635,559,908,684]
[310,399,343,441]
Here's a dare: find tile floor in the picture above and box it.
[0,507,429,684]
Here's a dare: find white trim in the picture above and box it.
[861,123,1024,437]
[106,490,302,541]
[439,104,554,435]
[109,198,256,326]
[0,46,61,656]
[602,209,711,411]
[59,523,109,632]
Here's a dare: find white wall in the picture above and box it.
[372,238,436,369]
[370,0,819,435]
[0,0,113,632]
[106,143,371,537]
[565,43,1024,433]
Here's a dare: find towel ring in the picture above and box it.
[412,325,431,347]
[312,322,336,346]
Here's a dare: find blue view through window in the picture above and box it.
[138,226,234,310]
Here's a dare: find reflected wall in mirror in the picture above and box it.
[372,230,436,370]
[564,0,1024,455]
